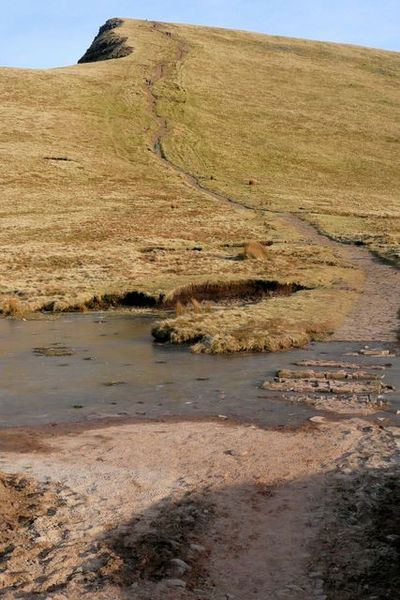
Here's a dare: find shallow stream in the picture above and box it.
[1,313,399,428]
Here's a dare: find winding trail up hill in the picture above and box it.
[0,18,399,349]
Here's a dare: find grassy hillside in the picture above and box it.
[0,18,398,351]
[159,22,400,262]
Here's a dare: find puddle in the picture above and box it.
[0,314,398,428]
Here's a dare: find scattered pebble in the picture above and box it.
[170,557,191,576]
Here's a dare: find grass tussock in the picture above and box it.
[175,300,185,316]
[1,297,31,319]
[152,288,357,353]
[190,297,203,313]
[175,297,205,316]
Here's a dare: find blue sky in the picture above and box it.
[1,1,399,68]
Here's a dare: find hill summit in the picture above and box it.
[78,18,133,63]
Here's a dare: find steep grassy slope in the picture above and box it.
[1,18,398,351]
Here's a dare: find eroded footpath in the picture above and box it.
[281,213,400,342]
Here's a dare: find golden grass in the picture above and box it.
[158,22,400,263]
[0,18,395,347]
[175,301,185,316]
[152,288,358,353]
[0,22,274,311]
[1,297,31,319]
[190,298,203,313]
[175,297,204,316]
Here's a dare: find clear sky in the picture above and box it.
[1,0,399,68]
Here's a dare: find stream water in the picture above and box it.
[1,313,398,428]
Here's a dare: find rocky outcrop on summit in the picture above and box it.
[78,18,133,64]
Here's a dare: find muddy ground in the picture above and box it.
[0,417,398,599]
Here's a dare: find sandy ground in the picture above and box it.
[0,417,398,599]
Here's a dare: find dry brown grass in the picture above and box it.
[175,301,185,316]
[152,287,358,353]
[1,297,31,319]
[175,297,204,316]
[1,18,394,344]
[190,297,203,313]
[160,22,400,263]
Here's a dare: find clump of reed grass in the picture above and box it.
[175,300,186,316]
[1,297,30,319]
[191,298,203,313]
[175,297,204,316]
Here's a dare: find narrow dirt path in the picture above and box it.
[146,23,400,344]
[282,213,400,341]
[146,23,256,215]
[331,249,400,342]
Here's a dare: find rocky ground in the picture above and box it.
[262,346,396,416]
[0,416,398,599]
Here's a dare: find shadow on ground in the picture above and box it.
[1,465,399,599]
